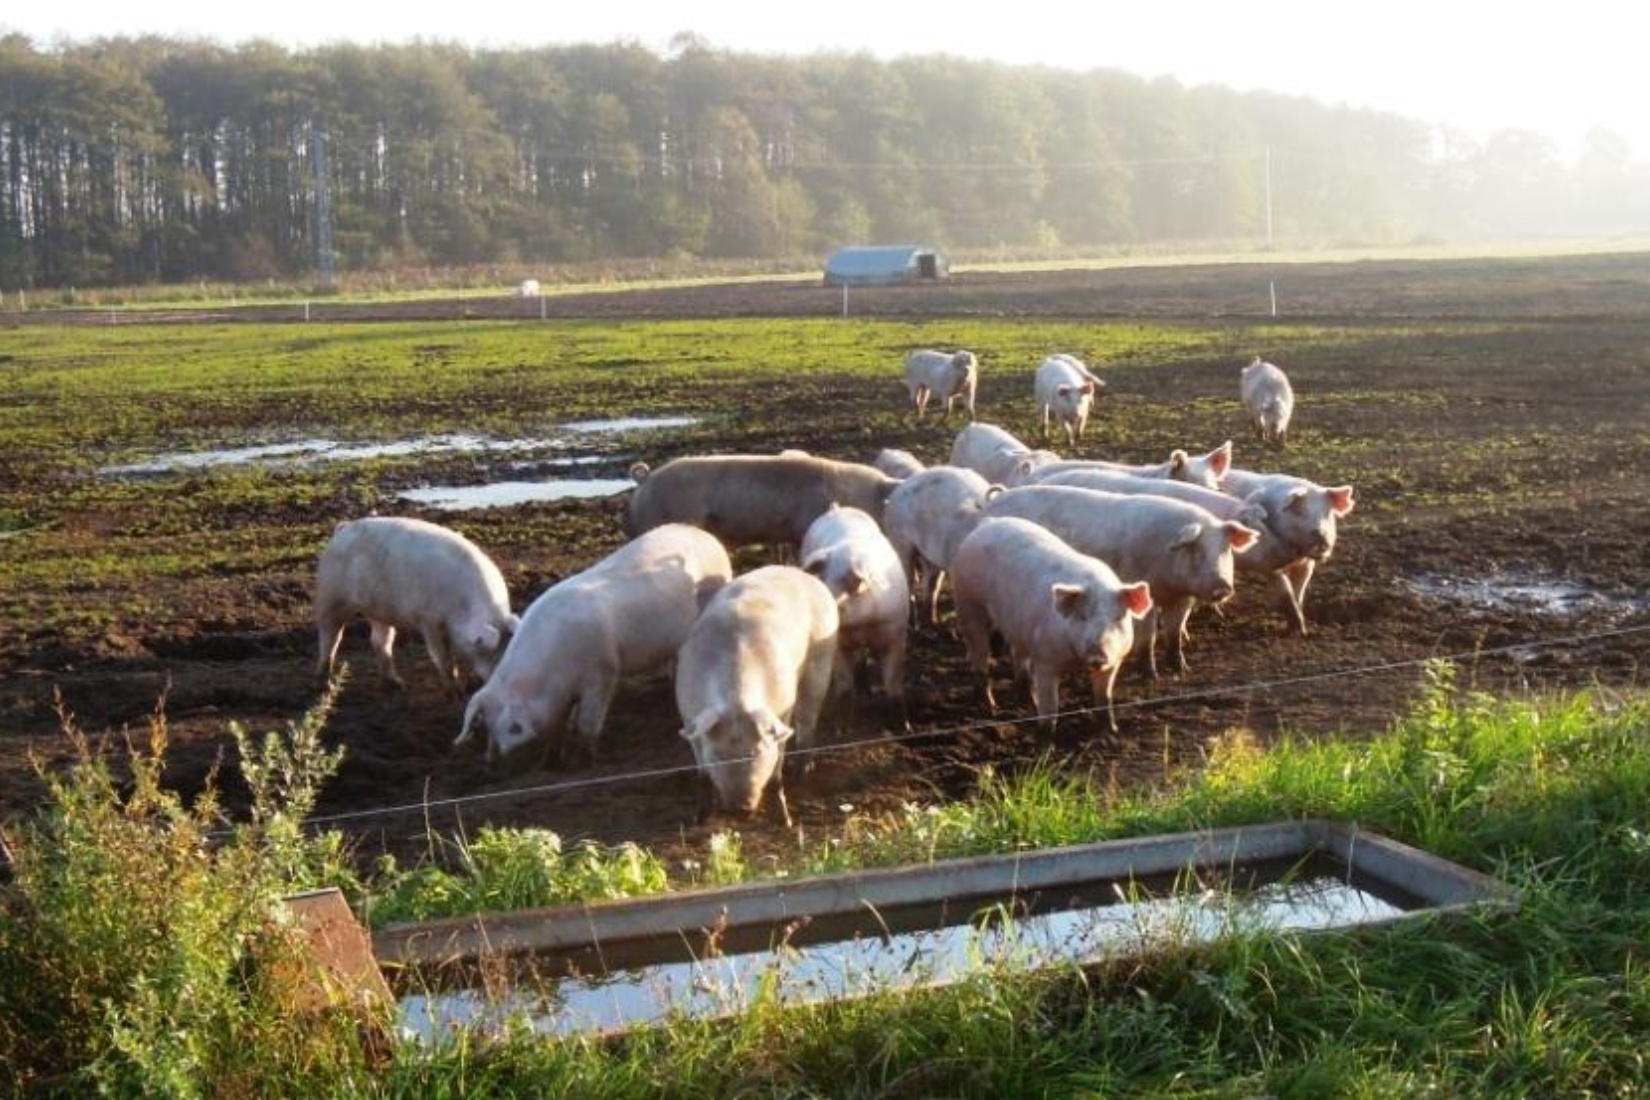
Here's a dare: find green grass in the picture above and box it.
[7,664,1649,1094]
[363,665,1650,1097]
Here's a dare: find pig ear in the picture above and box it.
[629,461,651,483]
[1239,502,1269,529]
[1169,449,1190,475]
[753,707,795,745]
[1051,583,1088,619]
[1171,522,1202,550]
[1225,522,1260,552]
[1209,441,1233,479]
[1119,581,1153,620]
[985,483,1007,501]
[1328,486,1356,516]
[1080,382,1095,396]
[1013,458,1037,480]
[680,707,721,745]
[1285,486,1313,512]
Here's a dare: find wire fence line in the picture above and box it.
[288,618,1650,831]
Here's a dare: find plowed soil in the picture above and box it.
[5,252,1650,871]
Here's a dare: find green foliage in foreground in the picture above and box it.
[5,665,1650,1096]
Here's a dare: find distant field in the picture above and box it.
[2,252,1649,871]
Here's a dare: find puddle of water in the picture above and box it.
[100,417,697,477]
[397,479,635,510]
[398,865,1407,1043]
[560,415,700,434]
[1409,572,1645,619]
[99,434,559,476]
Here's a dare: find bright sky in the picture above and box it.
[6,1,1643,160]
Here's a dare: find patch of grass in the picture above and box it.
[0,680,371,1097]
[375,667,1650,1095]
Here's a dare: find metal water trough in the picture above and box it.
[371,820,1517,979]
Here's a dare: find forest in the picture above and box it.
[1,32,1646,288]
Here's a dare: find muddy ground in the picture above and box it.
[4,252,1650,871]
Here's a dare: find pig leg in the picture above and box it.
[1164,597,1195,673]
[1278,559,1316,634]
[1285,559,1316,631]
[315,607,347,681]
[792,639,837,753]
[1088,664,1124,733]
[911,383,931,418]
[877,630,906,704]
[1030,666,1062,731]
[369,621,403,687]
[925,565,950,626]
[1135,606,1162,681]
[956,596,997,710]
[572,672,617,763]
[765,771,793,829]
[422,624,462,699]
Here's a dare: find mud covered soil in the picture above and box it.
[4,251,1650,870]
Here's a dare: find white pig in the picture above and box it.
[676,565,840,825]
[880,465,1001,624]
[800,506,909,704]
[454,524,732,762]
[873,448,926,480]
[1032,467,1269,533]
[1222,468,1355,634]
[1241,357,1295,447]
[314,516,518,695]
[903,348,979,420]
[986,486,1258,678]
[949,422,1060,485]
[950,517,1152,732]
[1034,354,1104,446]
[1022,441,1234,492]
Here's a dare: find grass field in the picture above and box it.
[2,251,1650,1093]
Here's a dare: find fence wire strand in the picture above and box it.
[290,619,1650,830]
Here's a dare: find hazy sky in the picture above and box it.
[5,1,1642,159]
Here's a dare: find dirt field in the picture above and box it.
[4,252,1650,870]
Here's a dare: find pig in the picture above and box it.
[515,278,541,298]
[1034,354,1105,446]
[454,524,732,762]
[873,448,926,480]
[624,454,899,553]
[880,465,1001,624]
[1221,468,1355,634]
[800,506,910,705]
[986,486,1258,679]
[1241,357,1295,447]
[949,422,1060,486]
[676,565,840,826]
[950,517,1152,733]
[1032,467,1269,533]
[314,516,518,696]
[903,348,979,421]
[1021,441,1234,492]
[1031,467,1271,651]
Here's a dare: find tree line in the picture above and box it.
[1,33,1645,289]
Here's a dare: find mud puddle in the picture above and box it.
[99,416,700,478]
[397,479,636,510]
[1408,571,1650,620]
